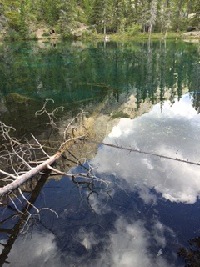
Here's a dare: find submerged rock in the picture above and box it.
[6,93,32,104]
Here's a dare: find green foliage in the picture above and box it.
[5,29,21,41]
[171,17,188,32]
[0,0,199,39]
[90,0,113,33]
[42,32,50,37]
[39,0,60,25]
[188,14,200,28]
[60,31,74,40]
[77,7,88,24]
[127,24,141,35]
[56,0,77,36]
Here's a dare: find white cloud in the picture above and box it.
[105,217,175,267]
[92,93,200,204]
[3,218,175,267]
[6,232,63,267]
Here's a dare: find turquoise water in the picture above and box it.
[0,40,200,266]
[0,40,199,118]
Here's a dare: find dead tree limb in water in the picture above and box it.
[0,100,89,197]
[101,142,200,167]
[0,136,83,196]
[85,139,200,167]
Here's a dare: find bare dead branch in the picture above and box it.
[0,100,112,220]
[101,142,200,166]
[35,98,64,127]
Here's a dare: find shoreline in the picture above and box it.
[0,31,200,43]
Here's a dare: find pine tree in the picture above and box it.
[91,0,113,33]
[57,0,77,36]
[112,0,125,32]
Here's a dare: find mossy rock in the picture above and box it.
[42,32,50,37]
[6,93,32,104]
[111,111,129,118]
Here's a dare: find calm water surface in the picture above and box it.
[0,40,200,266]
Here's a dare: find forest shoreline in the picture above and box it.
[0,31,200,43]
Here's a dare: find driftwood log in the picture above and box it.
[0,152,61,196]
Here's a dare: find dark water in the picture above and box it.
[0,40,200,267]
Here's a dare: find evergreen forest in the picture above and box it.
[0,0,199,40]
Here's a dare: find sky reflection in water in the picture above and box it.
[93,93,200,204]
[3,93,200,267]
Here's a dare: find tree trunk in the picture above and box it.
[103,23,107,35]
[0,152,61,196]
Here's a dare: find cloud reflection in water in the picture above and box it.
[3,93,199,267]
[92,93,200,204]
[4,217,176,267]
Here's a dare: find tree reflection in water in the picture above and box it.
[178,237,200,267]
[0,171,50,265]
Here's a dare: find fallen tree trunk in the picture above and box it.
[0,152,61,196]
[0,101,93,200]
[0,132,85,197]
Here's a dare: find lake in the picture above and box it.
[0,39,200,267]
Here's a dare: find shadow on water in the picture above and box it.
[0,170,50,265]
[0,40,199,266]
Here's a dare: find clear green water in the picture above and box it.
[0,40,199,133]
[0,40,200,266]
